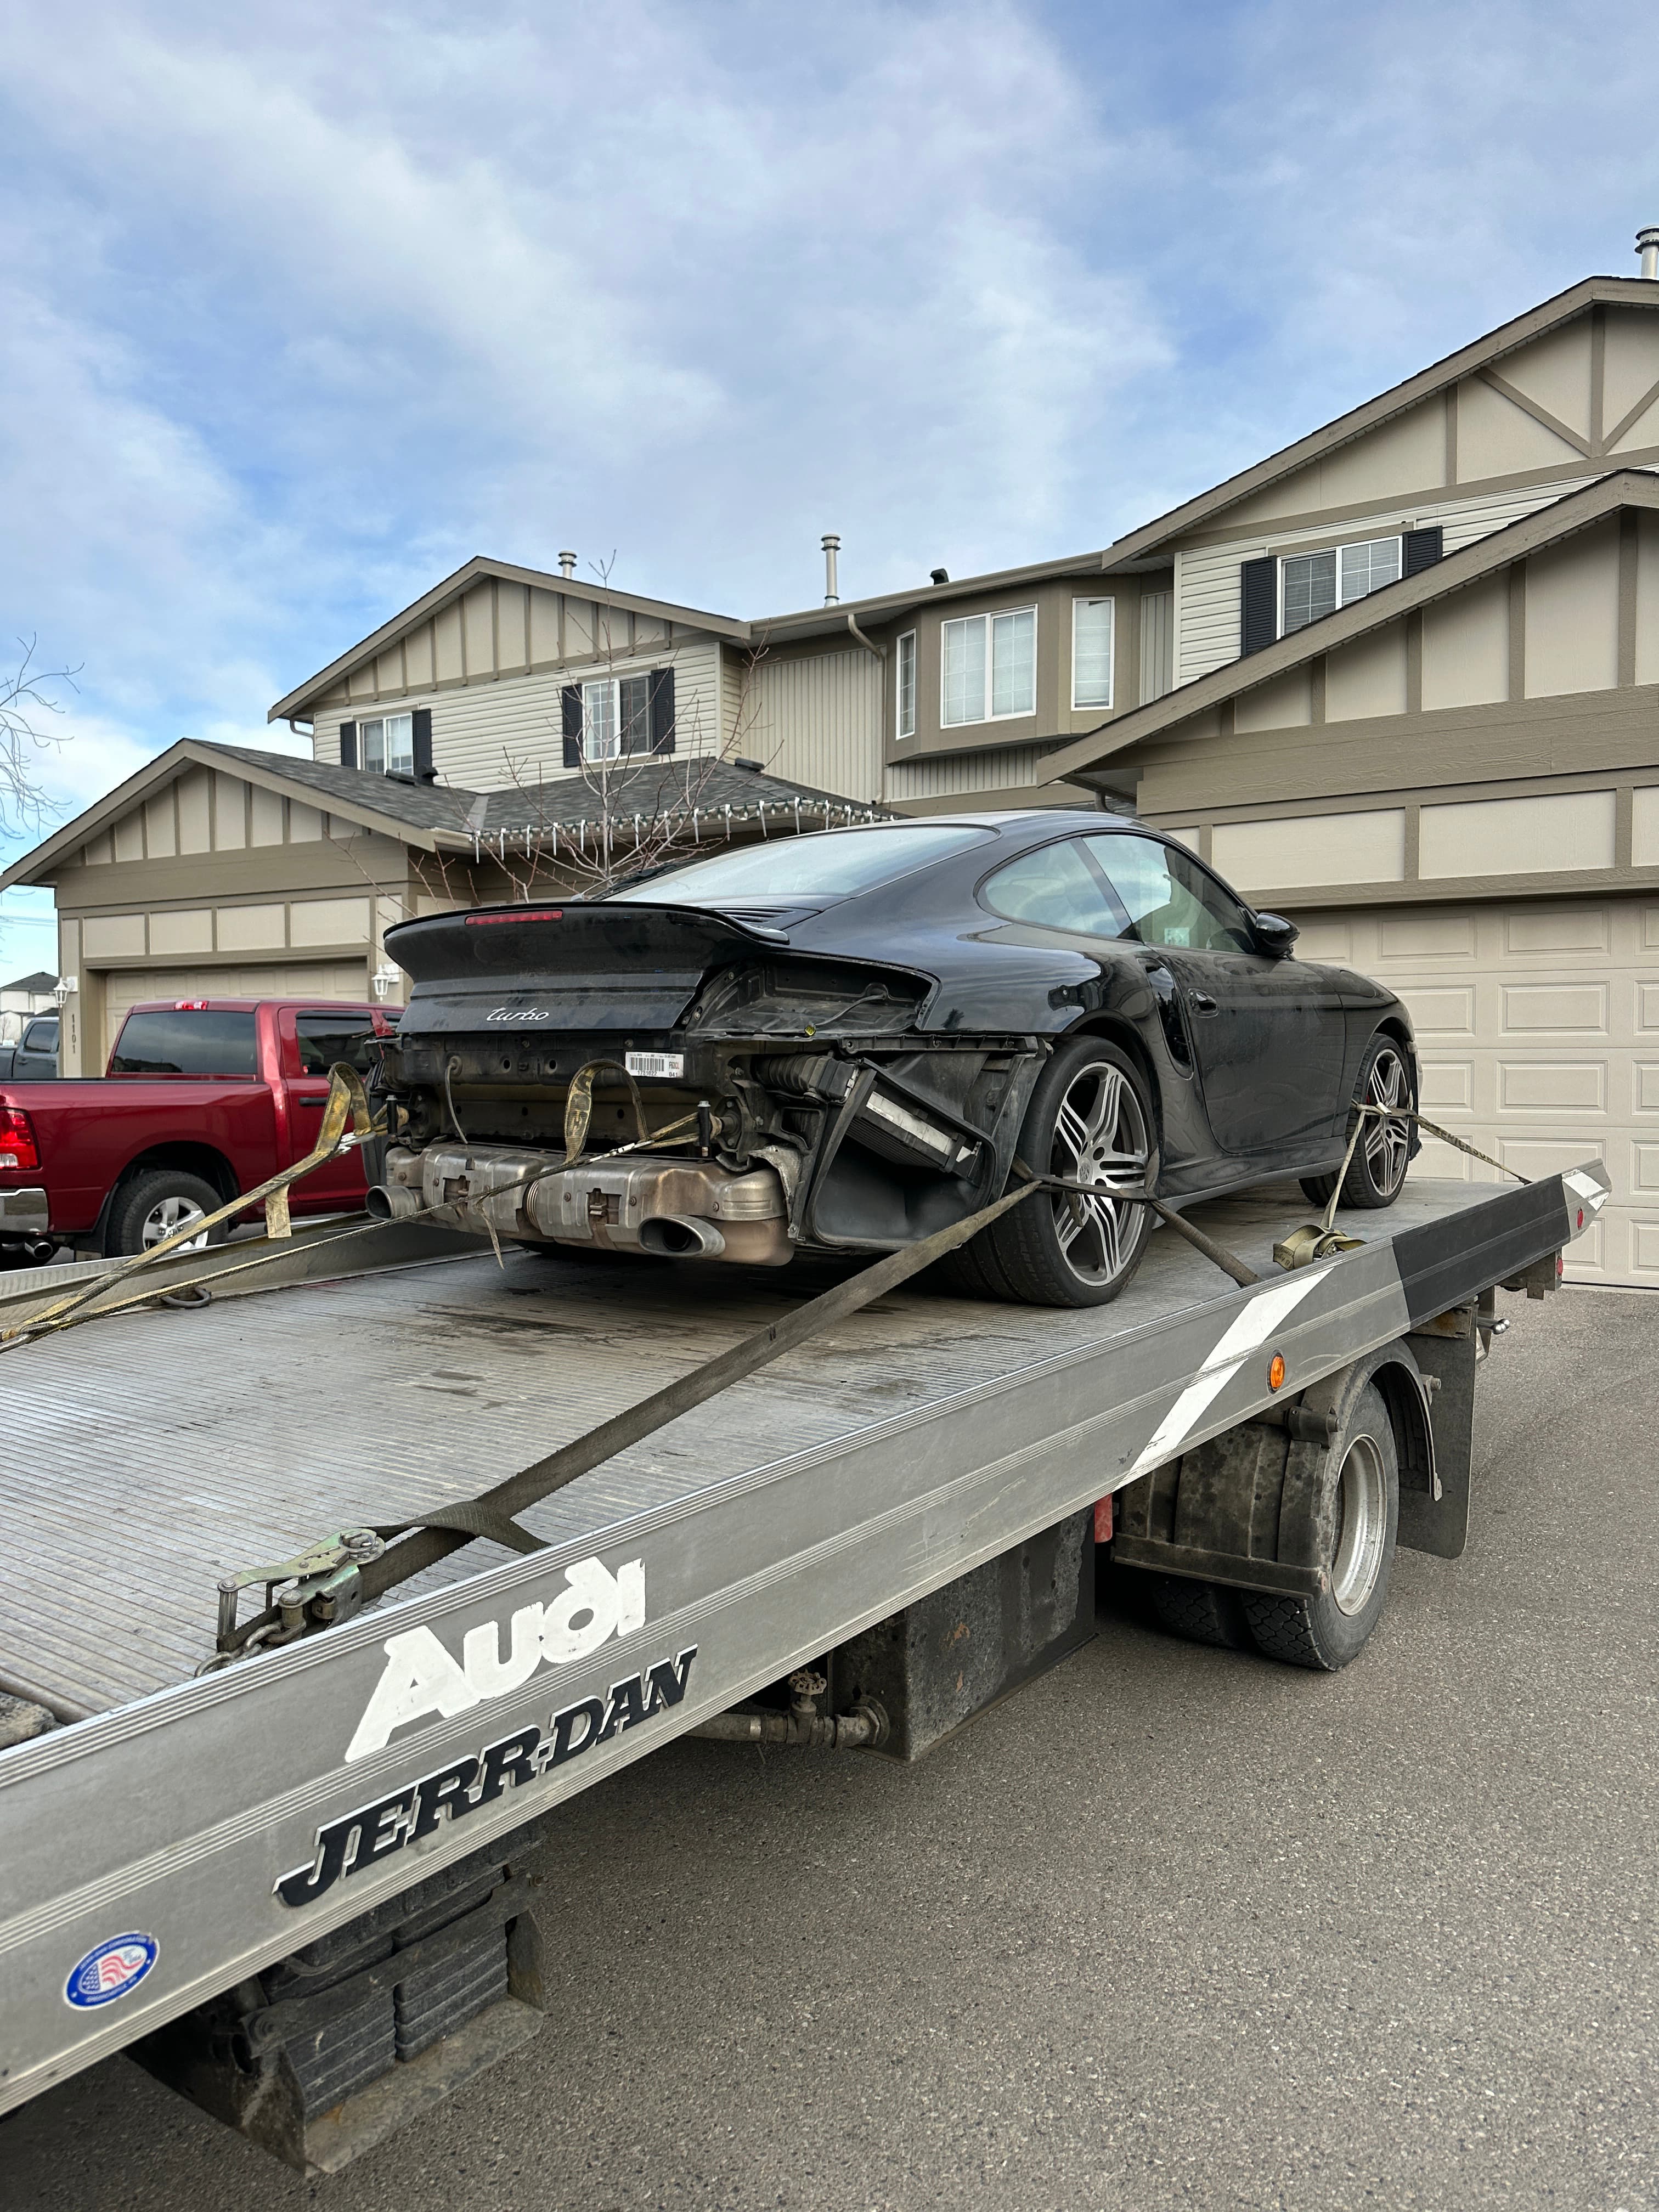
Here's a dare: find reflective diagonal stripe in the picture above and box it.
[1128,1267,1333,1478]
[1562,1169,1608,1217]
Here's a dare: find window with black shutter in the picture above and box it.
[561,670,676,763]
[339,720,358,768]
[411,707,433,778]
[1402,526,1444,575]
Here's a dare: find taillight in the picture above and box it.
[174,1000,210,1010]
[0,1106,40,1173]
[465,910,562,926]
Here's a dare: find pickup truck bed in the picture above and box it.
[0,1165,1607,2155]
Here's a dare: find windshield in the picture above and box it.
[607,822,995,904]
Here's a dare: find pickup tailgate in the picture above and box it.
[0,1080,279,1236]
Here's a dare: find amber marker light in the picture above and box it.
[1267,1352,1286,1392]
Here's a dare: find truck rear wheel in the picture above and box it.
[107,1170,229,1259]
[1146,1575,1254,1650]
[1243,1381,1400,1669]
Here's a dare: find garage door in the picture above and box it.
[101,961,370,1059]
[1290,899,1656,1287]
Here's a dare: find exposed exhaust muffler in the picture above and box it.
[383,1143,793,1265]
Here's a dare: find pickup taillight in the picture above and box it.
[0,1105,40,1173]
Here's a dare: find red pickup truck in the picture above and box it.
[0,998,395,1262]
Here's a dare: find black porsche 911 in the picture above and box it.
[374,810,1419,1306]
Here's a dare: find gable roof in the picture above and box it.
[3,972,57,994]
[0,740,876,892]
[268,555,751,725]
[1041,469,1659,792]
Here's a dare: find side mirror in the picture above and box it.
[1253,911,1299,957]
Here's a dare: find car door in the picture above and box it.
[16,1018,59,1080]
[1081,833,1348,1163]
[283,1008,390,1212]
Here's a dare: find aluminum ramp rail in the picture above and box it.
[0,1167,1606,2115]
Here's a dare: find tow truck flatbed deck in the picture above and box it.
[0,1165,1606,2137]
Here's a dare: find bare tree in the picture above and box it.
[0,639,76,841]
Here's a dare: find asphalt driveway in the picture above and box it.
[6,1283,1655,2210]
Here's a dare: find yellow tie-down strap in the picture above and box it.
[0,1064,379,1349]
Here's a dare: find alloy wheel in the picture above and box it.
[1363,1045,1411,1197]
[141,1195,210,1252]
[1330,1431,1389,1616]
[1048,1060,1150,1288]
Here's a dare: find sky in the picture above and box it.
[2,0,1656,962]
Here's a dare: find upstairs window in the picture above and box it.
[1280,537,1400,635]
[360,713,415,775]
[338,712,430,776]
[896,630,916,738]
[561,668,675,766]
[1071,599,1115,709]
[941,607,1036,727]
[1244,527,1441,654]
[581,674,651,761]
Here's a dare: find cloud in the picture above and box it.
[0,0,1654,842]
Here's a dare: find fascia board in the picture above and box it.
[268,557,749,724]
[0,742,461,893]
[1043,470,1659,786]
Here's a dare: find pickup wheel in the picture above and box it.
[1147,1575,1255,1651]
[106,1170,229,1259]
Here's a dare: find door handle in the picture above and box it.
[295,1093,327,1107]
[1188,991,1220,1016]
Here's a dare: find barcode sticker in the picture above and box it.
[625,1051,685,1079]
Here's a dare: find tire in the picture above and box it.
[1299,1033,1413,1212]
[1243,1381,1400,1669]
[970,1038,1157,1307]
[106,1170,229,1259]
[1147,1575,1255,1651]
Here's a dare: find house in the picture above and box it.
[1,971,58,1015]
[5,251,1657,1278]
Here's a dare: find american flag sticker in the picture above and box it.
[64,1933,159,2010]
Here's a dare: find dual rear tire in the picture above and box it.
[1138,1381,1401,1672]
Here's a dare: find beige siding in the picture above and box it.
[1221,400,1447,529]
[311,639,726,792]
[1325,623,1408,720]
[1211,810,1406,892]
[1523,517,1621,698]
[1420,572,1510,710]
[1284,895,1657,1287]
[885,742,1068,801]
[1235,667,1312,733]
[1419,791,1617,879]
[747,648,882,803]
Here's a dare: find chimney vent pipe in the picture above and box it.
[930,567,949,586]
[558,550,578,578]
[821,534,840,605]
[1638,229,1659,281]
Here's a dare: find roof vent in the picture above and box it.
[1639,228,1659,280]
[733,756,764,772]
[821,534,840,605]
[930,567,949,585]
[558,550,578,578]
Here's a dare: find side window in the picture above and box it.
[980,839,1128,939]
[22,1019,57,1053]
[1083,835,1256,953]
[295,1010,391,1076]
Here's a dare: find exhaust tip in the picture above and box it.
[366,1183,420,1222]
[637,1214,727,1259]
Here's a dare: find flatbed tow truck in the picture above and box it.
[0,1161,1609,2174]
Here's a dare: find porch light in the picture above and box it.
[51,976,76,1007]
[371,963,401,1002]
